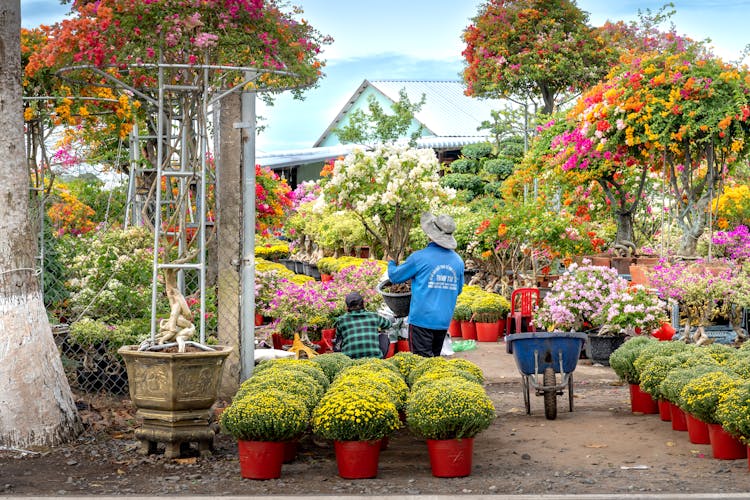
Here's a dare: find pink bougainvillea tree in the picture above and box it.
[462,0,615,115]
[552,40,750,255]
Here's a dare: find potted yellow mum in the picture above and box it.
[311,386,400,479]
[406,377,495,477]
[220,389,309,480]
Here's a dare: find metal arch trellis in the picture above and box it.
[55,61,303,362]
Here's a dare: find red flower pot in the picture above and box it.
[396,339,410,353]
[426,437,474,478]
[334,440,381,479]
[686,413,711,445]
[282,440,298,463]
[475,322,500,342]
[385,342,396,359]
[669,403,688,431]
[658,399,672,421]
[629,384,659,414]
[707,423,747,460]
[460,320,477,340]
[497,319,507,337]
[448,319,462,338]
[237,440,285,479]
[254,313,264,327]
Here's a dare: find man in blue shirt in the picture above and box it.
[387,213,464,357]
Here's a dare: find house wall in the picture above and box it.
[317,86,425,147]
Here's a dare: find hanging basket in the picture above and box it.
[376,280,411,318]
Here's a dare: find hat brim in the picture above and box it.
[420,213,457,250]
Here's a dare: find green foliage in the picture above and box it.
[631,339,689,381]
[64,176,127,226]
[439,174,485,198]
[313,210,367,251]
[68,317,149,356]
[311,353,356,382]
[41,215,69,321]
[449,158,479,174]
[406,377,495,440]
[639,355,684,399]
[660,364,719,406]
[452,303,473,322]
[608,336,657,384]
[461,142,493,160]
[220,389,309,442]
[483,158,515,180]
[334,89,425,147]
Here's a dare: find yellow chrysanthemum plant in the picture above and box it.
[387,351,422,380]
[406,377,496,441]
[406,357,485,387]
[311,387,401,442]
[331,368,409,413]
[680,369,741,424]
[716,380,750,444]
[252,358,330,393]
[233,370,324,414]
[220,389,309,443]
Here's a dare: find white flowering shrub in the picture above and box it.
[320,145,455,261]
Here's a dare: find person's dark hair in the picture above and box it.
[345,291,365,311]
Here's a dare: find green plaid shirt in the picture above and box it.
[333,310,392,359]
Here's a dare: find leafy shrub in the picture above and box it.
[482,158,515,180]
[311,352,355,382]
[609,336,657,384]
[440,173,484,196]
[68,317,149,356]
[449,158,479,174]
[461,142,493,160]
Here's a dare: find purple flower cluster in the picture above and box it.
[533,261,629,332]
[712,225,750,261]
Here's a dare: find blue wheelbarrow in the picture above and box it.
[505,331,588,420]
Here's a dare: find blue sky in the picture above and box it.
[19,0,750,152]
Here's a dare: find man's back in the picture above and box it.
[334,310,391,359]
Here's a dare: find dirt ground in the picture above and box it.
[2,342,750,497]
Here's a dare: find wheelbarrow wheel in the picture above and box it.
[543,367,557,420]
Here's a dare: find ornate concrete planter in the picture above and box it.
[118,345,232,458]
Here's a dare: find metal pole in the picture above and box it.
[149,60,165,342]
[240,73,257,379]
